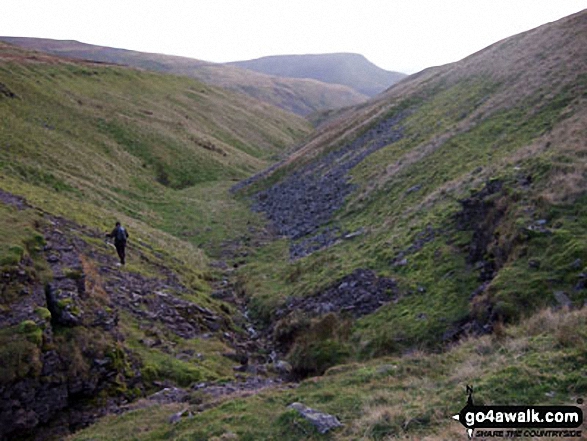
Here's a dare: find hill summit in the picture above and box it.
[229,52,406,97]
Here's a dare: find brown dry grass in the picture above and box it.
[79,254,109,304]
[521,307,587,348]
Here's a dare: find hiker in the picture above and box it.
[106,221,129,265]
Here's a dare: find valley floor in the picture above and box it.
[70,305,587,440]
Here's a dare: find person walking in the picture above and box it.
[106,221,129,265]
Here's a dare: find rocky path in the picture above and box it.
[105,234,297,426]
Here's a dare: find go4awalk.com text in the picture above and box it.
[452,386,584,438]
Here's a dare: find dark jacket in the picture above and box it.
[107,225,129,245]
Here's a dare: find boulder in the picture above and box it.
[288,402,342,434]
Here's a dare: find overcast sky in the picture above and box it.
[2,1,586,74]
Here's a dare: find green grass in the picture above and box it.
[475,193,587,323]
[0,38,370,116]
[0,323,44,382]
[353,237,477,358]
[3,24,587,440]
[0,204,49,305]
[0,51,310,249]
[121,311,235,388]
[0,45,311,266]
[145,181,267,256]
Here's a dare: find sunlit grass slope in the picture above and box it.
[0,41,311,247]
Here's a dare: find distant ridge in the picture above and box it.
[0,37,368,116]
[228,53,407,97]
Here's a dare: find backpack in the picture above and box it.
[115,226,127,242]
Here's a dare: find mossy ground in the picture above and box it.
[0,204,46,274]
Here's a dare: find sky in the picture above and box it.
[1,1,586,74]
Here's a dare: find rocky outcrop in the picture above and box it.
[454,179,505,282]
[101,269,225,340]
[0,210,130,440]
[276,269,398,320]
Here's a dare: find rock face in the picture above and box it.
[288,402,342,434]
[249,112,406,259]
[0,214,129,440]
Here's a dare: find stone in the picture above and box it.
[344,228,365,239]
[150,387,189,404]
[553,291,572,308]
[288,402,342,434]
[528,260,540,269]
[245,113,406,259]
[93,358,110,367]
[275,269,396,321]
[406,184,422,194]
[376,364,397,374]
[223,351,248,365]
[274,360,292,375]
[168,408,188,424]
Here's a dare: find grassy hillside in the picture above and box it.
[0,41,311,238]
[232,9,587,371]
[229,52,407,97]
[0,37,369,116]
[0,42,310,439]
